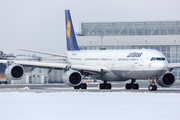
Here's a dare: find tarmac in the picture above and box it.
[0,82,180,93]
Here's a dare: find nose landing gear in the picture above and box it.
[148,77,158,91]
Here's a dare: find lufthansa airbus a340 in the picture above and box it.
[0,10,179,91]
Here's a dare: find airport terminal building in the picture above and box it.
[76,21,180,80]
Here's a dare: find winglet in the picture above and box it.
[65,10,80,51]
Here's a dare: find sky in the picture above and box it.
[0,0,180,55]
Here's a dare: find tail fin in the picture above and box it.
[65,10,80,51]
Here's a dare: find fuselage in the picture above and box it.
[67,49,168,81]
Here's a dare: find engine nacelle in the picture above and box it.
[63,70,82,86]
[5,64,25,80]
[157,72,175,87]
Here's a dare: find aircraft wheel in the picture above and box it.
[81,83,87,89]
[107,83,111,89]
[148,85,157,91]
[133,84,139,90]
[100,83,111,89]
[99,84,104,89]
[153,85,157,91]
[126,83,132,89]
[74,85,80,89]
[148,85,153,91]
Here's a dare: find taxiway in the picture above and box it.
[0,82,180,93]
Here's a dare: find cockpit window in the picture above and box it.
[161,58,165,60]
[156,58,161,60]
[150,57,166,61]
[150,57,155,61]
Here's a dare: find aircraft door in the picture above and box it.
[139,54,147,66]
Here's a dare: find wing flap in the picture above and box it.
[0,60,67,69]
[0,60,109,73]
[17,48,67,58]
[15,61,67,68]
[71,65,109,73]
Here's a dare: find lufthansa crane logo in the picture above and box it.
[67,20,71,38]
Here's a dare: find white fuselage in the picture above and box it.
[67,49,168,81]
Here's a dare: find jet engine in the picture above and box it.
[157,71,175,87]
[5,64,24,80]
[63,70,82,86]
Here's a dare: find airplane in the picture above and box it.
[0,10,179,91]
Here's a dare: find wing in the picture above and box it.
[168,63,180,69]
[17,48,67,58]
[0,60,67,70]
[71,64,109,73]
[0,60,108,73]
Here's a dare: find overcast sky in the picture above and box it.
[0,0,180,55]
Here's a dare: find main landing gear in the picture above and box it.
[148,77,157,91]
[99,81,112,89]
[74,81,112,89]
[74,83,87,89]
[74,73,88,89]
[125,79,139,90]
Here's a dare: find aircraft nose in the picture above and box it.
[156,62,168,70]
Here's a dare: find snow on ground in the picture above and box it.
[0,92,180,120]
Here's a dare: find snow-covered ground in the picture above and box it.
[0,92,180,120]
